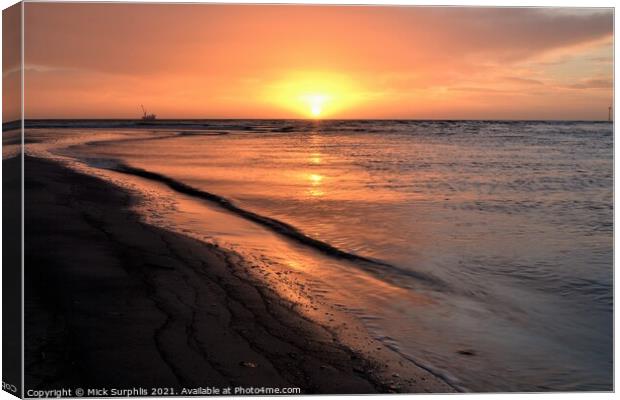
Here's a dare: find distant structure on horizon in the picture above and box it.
[608,106,612,122]
[140,104,157,121]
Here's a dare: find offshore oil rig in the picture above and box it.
[140,104,157,121]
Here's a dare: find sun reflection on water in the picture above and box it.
[307,173,324,197]
[310,153,322,164]
[309,173,323,184]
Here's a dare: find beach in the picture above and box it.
[23,154,453,394]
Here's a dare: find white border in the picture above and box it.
[0,2,616,400]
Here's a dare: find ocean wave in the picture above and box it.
[100,160,448,291]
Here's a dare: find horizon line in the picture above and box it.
[4,117,613,123]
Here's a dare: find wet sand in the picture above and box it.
[23,155,454,394]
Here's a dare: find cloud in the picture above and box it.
[502,77,545,86]
[449,87,519,94]
[565,78,613,90]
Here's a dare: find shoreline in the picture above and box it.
[23,155,455,394]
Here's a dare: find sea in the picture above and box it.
[24,119,613,392]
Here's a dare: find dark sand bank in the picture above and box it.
[3,156,22,393]
[24,156,453,394]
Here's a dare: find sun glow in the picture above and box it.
[265,71,364,118]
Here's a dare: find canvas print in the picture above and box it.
[1,1,614,396]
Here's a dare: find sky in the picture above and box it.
[16,3,614,120]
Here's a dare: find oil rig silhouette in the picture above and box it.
[140,104,157,121]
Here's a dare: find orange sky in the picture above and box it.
[17,3,614,120]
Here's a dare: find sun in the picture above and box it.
[301,94,331,118]
[307,94,327,118]
[311,104,322,117]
